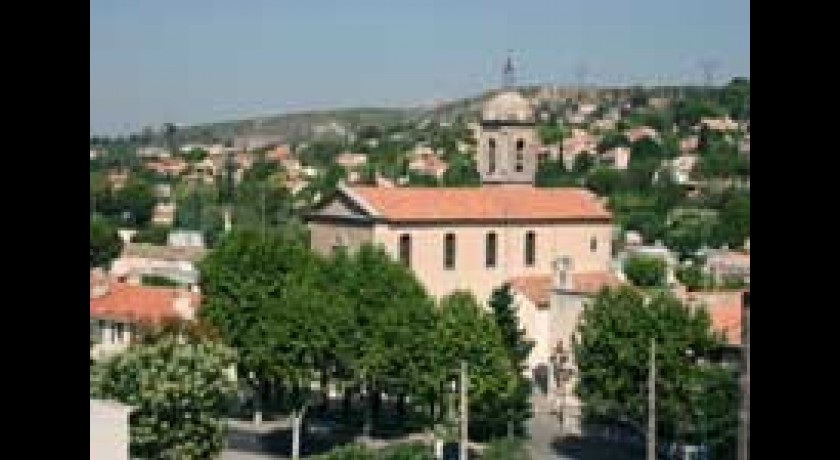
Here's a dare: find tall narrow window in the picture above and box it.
[590,236,597,253]
[399,234,411,267]
[515,139,525,172]
[444,233,456,270]
[525,231,536,266]
[488,138,497,173]
[486,232,497,268]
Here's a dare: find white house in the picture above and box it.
[90,270,200,360]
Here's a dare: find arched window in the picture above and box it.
[590,236,597,253]
[444,233,456,270]
[525,231,536,266]
[488,138,497,173]
[486,232,497,268]
[515,139,525,172]
[399,234,411,267]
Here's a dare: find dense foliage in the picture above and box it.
[573,287,737,456]
[90,213,123,268]
[623,254,668,287]
[90,335,238,460]
[199,229,527,453]
[313,442,434,460]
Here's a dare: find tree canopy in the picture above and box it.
[623,254,668,287]
[574,287,736,455]
[90,214,123,268]
[90,334,238,460]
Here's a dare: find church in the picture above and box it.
[307,68,618,430]
[307,70,615,305]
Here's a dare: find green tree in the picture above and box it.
[535,157,576,187]
[406,171,439,187]
[90,334,238,460]
[716,191,750,248]
[676,264,714,291]
[338,244,437,436]
[573,287,732,453]
[441,154,481,187]
[488,284,533,437]
[434,291,519,440]
[181,147,208,163]
[90,214,123,268]
[115,178,157,227]
[199,227,341,458]
[623,254,667,287]
[90,171,117,217]
[572,152,595,175]
[131,225,170,245]
[537,122,566,145]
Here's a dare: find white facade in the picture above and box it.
[90,399,132,460]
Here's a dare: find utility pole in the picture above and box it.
[460,361,469,460]
[647,339,656,460]
[738,291,750,460]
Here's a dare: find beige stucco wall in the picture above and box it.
[309,221,375,256]
[373,221,613,305]
[477,125,539,183]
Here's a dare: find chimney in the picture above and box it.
[90,269,110,299]
[552,256,574,291]
[173,288,195,321]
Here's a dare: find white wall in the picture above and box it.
[90,399,131,460]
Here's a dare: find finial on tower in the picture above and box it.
[503,51,515,89]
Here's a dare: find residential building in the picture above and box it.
[668,154,699,184]
[510,259,623,435]
[561,129,598,170]
[90,399,132,460]
[680,135,699,154]
[700,117,739,132]
[265,144,292,163]
[336,152,368,170]
[90,270,200,360]
[151,202,176,226]
[625,125,659,143]
[408,151,449,178]
[107,169,129,190]
[145,158,188,177]
[602,146,631,170]
[168,230,205,248]
[137,146,169,158]
[705,250,750,284]
[110,242,206,285]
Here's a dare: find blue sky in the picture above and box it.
[90,0,749,135]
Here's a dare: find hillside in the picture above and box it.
[164,84,732,146]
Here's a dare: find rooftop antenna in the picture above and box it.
[502,50,515,89]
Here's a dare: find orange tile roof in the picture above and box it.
[572,271,623,294]
[347,184,611,222]
[509,271,623,306]
[90,280,199,324]
[687,290,745,345]
[509,275,553,306]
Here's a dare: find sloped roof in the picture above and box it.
[345,184,611,222]
[90,280,199,324]
[510,271,623,306]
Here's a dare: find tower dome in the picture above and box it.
[482,91,533,122]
